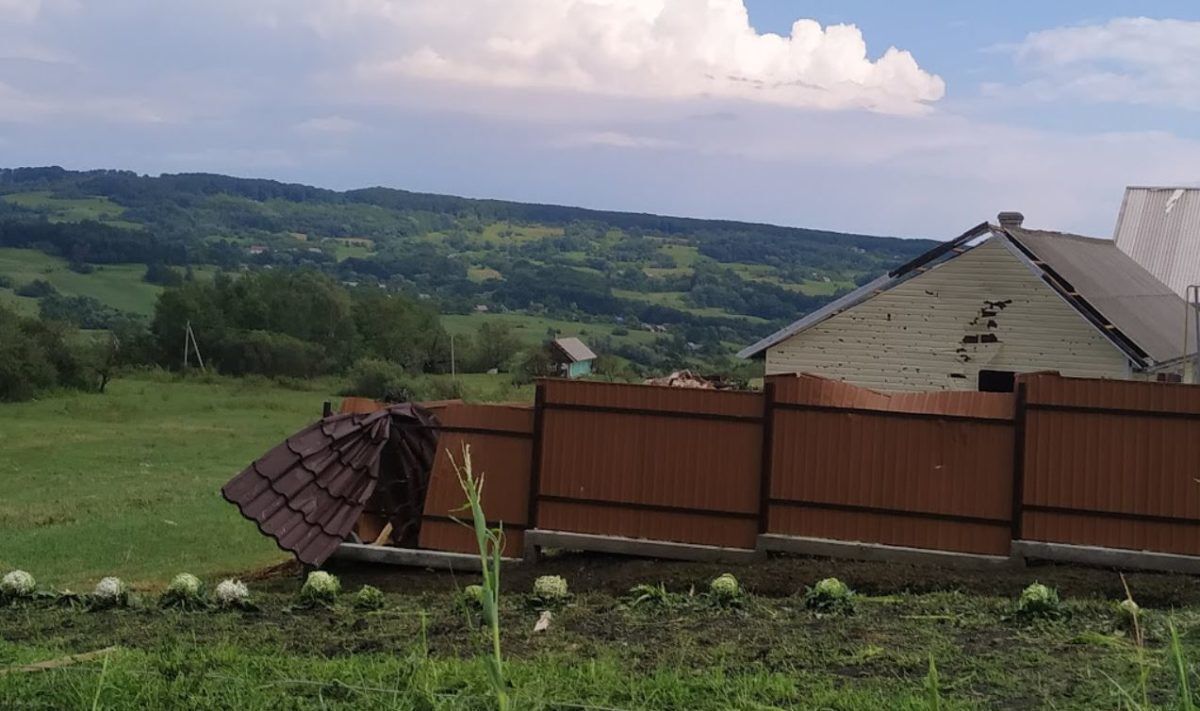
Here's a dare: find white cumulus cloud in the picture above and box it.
[319,0,944,114]
[1003,17,1200,110]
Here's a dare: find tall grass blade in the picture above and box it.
[925,653,941,711]
[1170,621,1196,711]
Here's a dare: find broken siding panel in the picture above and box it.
[766,239,1132,391]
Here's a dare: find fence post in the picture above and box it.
[322,401,333,418]
[527,382,547,540]
[1010,381,1028,542]
[757,381,776,536]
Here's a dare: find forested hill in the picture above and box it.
[0,166,935,370]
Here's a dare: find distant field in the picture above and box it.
[2,190,141,229]
[0,248,221,317]
[612,288,769,323]
[477,221,563,244]
[442,311,658,348]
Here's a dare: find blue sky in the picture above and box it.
[2,1,1199,239]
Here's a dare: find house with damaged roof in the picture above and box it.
[739,211,1199,392]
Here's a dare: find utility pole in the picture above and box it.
[450,333,457,381]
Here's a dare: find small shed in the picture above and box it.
[549,337,597,379]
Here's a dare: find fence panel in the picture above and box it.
[766,374,1016,556]
[1020,373,1200,556]
[535,380,766,549]
[417,403,535,558]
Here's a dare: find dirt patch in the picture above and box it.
[318,551,1200,607]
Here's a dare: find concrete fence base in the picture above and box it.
[1012,540,1200,575]
[331,542,518,571]
[758,534,1022,570]
[523,529,765,564]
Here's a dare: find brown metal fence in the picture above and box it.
[533,379,766,549]
[333,371,1200,565]
[765,374,1017,556]
[1018,373,1200,556]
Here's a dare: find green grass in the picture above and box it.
[2,190,140,228]
[0,248,220,317]
[467,266,503,283]
[613,289,768,322]
[658,243,702,267]
[442,312,658,348]
[0,373,341,588]
[3,582,1200,708]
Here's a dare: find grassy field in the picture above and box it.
[442,312,659,348]
[2,191,140,229]
[6,377,1200,707]
[0,248,182,316]
[0,373,338,587]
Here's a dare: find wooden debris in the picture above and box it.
[0,647,118,676]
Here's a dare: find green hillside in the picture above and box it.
[0,166,934,369]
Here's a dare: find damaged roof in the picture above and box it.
[221,403,438,566]
[739,220,1197,368]
[1114,187,1200,299]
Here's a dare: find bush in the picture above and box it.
[804,577,855,615]
[214,330,329,378]
[15,279,56,298]
[341,358,418,401]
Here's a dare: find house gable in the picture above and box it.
[764,238,1134,391]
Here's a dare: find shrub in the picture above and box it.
[1016,582,1063,621]
[215,330,330,379]
[91,577,130,609]
[214,579,251,610]
[298,571,341,607]
[352,585,386,611]
[1,570,36,601]
[161,573,205,610]
[804,577,855,615]
[341,358,418,402]
[15,279,56,298]
[709,573,741,603]
[532,575,569,605]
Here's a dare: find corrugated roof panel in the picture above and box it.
[1114,187,1200,299]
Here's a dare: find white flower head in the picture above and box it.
[1,570,36,598]
[215,579,250,608]
[93,576,128,603]
[168,573,203,597]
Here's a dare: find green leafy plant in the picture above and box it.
[804,577,855,615]
[352,584,386,611]
[531,575,570,608]
[709,573,742,605]
[626,583,677,609]
[298,571,341,608]
[925,654,942,711]
[160,573,206,610]
[1015,582,1064,621]
[450,443,510,711]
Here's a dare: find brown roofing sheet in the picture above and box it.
[770,373,1014,420]
[221,403,438,566]
[1006,227,1196,363]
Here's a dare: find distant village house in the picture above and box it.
[549,337,597,379]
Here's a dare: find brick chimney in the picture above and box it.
[997,211,1024,228]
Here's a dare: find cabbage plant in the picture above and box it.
[532,575,569,606]
[1016,582,1063,620]
[161,573,206,609]
[804,577,855,615]
[353,585,385,611]
[214,579,251,610]
[1,570,36,601]
[709,574,741,604]
[91,576,130,609]
[298,571,341,608]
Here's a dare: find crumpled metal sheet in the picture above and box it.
[221,403,438,566]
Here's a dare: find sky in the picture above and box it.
[2,1,1199,239]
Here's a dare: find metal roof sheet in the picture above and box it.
[739,219,1197,366]
[1114,187,1200,299]
[552,336,597,362]
[1006,226,1196,364]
